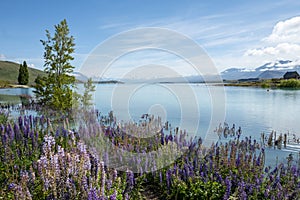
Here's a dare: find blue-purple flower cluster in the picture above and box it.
[0,114,135,199]
[1,111,300,199]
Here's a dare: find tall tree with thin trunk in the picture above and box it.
[34,19,75,112]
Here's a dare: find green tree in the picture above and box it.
[81,78,96,109]
[34,19,76,112]
[18,61,29,85]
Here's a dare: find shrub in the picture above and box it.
[278,79,300,88]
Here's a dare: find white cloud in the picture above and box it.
[264,16,300,43]
[242,16,300,67]
[245,43,300,57]
[0,54,6,60]
[27,63,35,68]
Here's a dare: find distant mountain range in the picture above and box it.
[2,59,299,86]
[74,74,221,84]
[74,60,300,83]
[221,60,300,80]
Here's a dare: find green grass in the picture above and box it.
[278,79,300,88]
[0,94,21,103]
[223,78,300,89]
[0,60,46,86]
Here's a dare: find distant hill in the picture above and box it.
[221,60,300,80]
[0,60,46,85]
[257,70,285,79]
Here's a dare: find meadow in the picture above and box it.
[0,105,299,200]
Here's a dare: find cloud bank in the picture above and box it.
[245,16,300,62]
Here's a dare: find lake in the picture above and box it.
[91,83,300,165]
[1,84,300,138]
[90,84,300,136]
[1,84,300,165]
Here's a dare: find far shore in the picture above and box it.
[0,84,31,89]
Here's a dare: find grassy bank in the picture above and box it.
[0,61,46,87]
[224,78,300,89]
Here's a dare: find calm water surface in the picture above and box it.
[1,85,300,137]
[1,84,300,164]
[92,83,300,165]
[92,84,300,136]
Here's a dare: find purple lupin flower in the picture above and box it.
[215,172,223,183]
[160,129,164,145]
[6,124,13,141]
[236,153,241,167]
[126,169,135,188]
[124,193,129,200]
[256,155,261,166]
[35,130,39,140]
[106,179,112,191]
[100,161,106,196]
[109,191,117,200]
[88,188,99,200]
[40,115,45,128]
[8,183,16,190]
[18,116,23,127]
[238,181,247,200]
[224,176,231,199]
[29,115,33,128]
[14,123,22,141]
[81,176,89,191]
[264,185,270,198]
[265,166,269,173]
[1,131,7,145]
[159,171,163,184]
[112,169,117,181]
[0,124,5,134]
[166,169,172,191]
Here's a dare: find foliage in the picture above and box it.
[1,110,300,199]
[278,79,300,88]
[33,75,49,106]
[170,178,225,199]
[0,110,8,124]
[34,19,76,113]
[81,78,96,109]
[18,61,29,85]
[261,80,271,88]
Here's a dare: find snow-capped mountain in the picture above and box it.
[221,60,300,80]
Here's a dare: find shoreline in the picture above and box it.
[0,84,31,89]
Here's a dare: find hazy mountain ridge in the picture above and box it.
[74,60,300,83]
[221,60,300,80]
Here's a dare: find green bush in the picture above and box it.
[279,79,300,88]
[170,178,225,199]
[261,82,270,88]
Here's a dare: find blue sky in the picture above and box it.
[1,0,300,77]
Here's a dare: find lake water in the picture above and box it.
[1,84,300,165]
[91,83,300,165]
[91,84,300,136]
[2,84,300,138]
